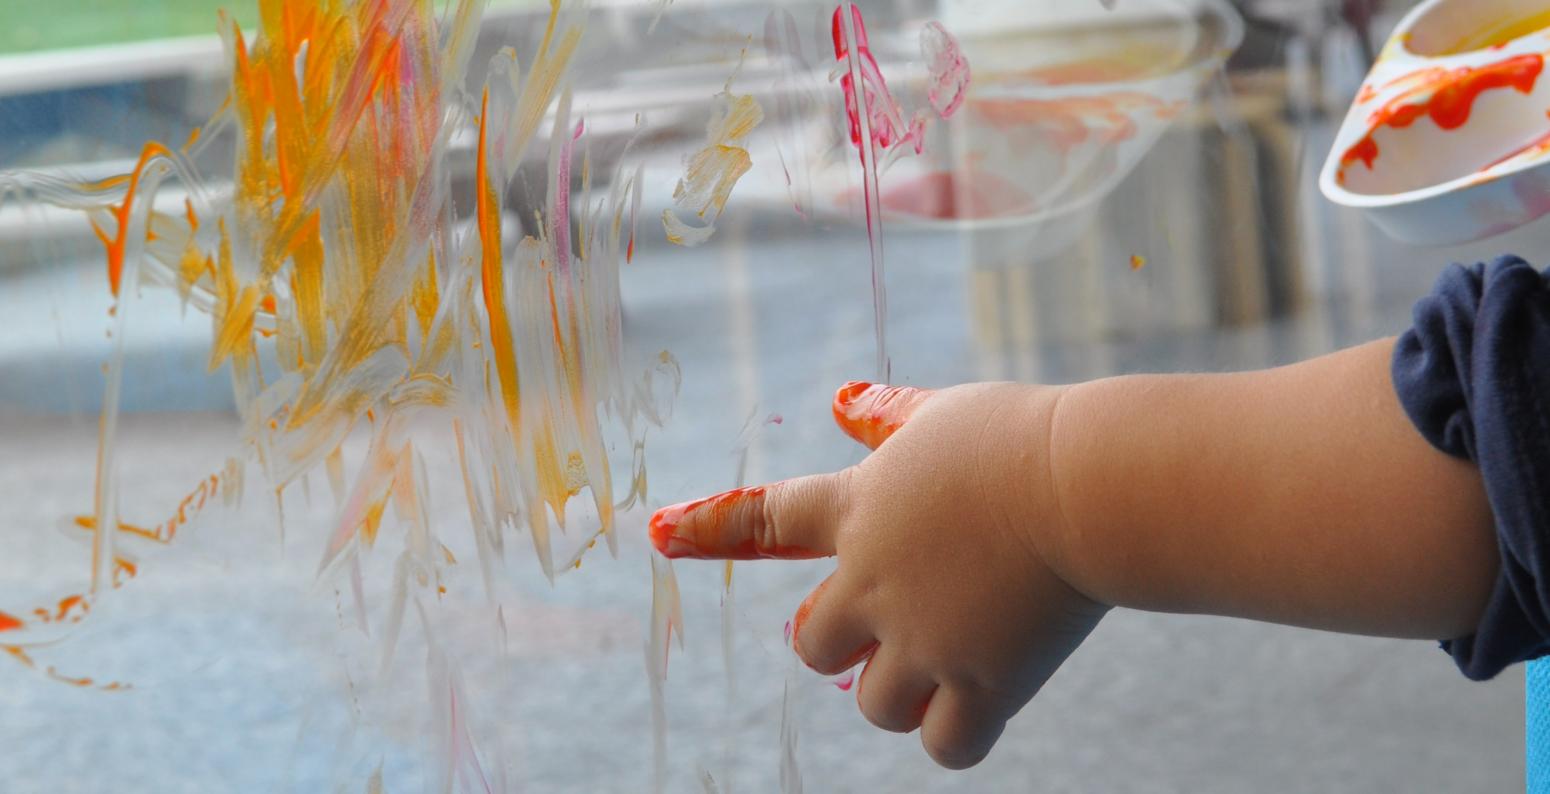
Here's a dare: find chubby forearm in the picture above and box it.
[1046,338,1499,640]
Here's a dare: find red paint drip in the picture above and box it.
[1339,53,1546,183]
[0,612,20,632]
[831,5,925,158]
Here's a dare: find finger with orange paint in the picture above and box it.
[830,380,935,449]
[651,381,1108,769]
[648,475,843,561]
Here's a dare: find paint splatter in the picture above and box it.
[1130,254,1147,271]
[831,3,970,381]
[663,60,764,247]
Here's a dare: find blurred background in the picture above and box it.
[0,0,1534,791]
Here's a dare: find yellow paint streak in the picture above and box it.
[676,145,753,219]
[359,498,387,547]
[412,249,440,339]
[663,81,761,246]
[1439,10,1550,55]
[209,219,259,371]
[505,2,582,171]
[291,210,327,364]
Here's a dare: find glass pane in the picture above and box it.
[0,0,1526,791]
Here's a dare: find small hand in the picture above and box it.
[650,381,1108,769]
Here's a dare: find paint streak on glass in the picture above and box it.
[831,3,969,381]
[0,0,684,781]
[663,66,764,247]
[921,21,971,119]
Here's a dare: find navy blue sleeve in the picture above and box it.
[1392,255,1550,681]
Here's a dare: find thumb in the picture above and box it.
[832,381,936,450]
[649,473,846,560]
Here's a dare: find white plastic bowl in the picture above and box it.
[1321,0,1550,245]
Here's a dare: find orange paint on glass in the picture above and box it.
[92,141,174,297]
[475,86,525,460]
[0,612,20,632]
[54,595,88,623]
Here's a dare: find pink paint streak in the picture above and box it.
[922,21,970,119]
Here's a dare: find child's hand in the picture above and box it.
[649,381,1108,769]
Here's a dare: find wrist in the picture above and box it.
[1037,376,1134,609]
[994,382,1100,603]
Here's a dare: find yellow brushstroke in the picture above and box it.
[663,71,762,246]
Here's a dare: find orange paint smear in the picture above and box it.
[1339,54,1546,182]
[475,87,524,460]
[1,645,128,691]
[73,470,224,551]
[650,485,823,560]
[791,576,830,638]
[91,141,174,297]
[831,380,928,449]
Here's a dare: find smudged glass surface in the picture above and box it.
[0,1,1529,791]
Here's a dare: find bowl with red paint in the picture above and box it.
[1321,0,1550,244]
[821,0,1242,264]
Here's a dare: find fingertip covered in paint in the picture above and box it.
[647,504,683,558]
[831,380,933,449]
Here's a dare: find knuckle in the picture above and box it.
[830,468,857,525]
[755,487,782,554]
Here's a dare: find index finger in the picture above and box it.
[649,473,844,560]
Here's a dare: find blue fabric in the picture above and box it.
[1530,659,1549,793]
[1392,256,1550,680]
